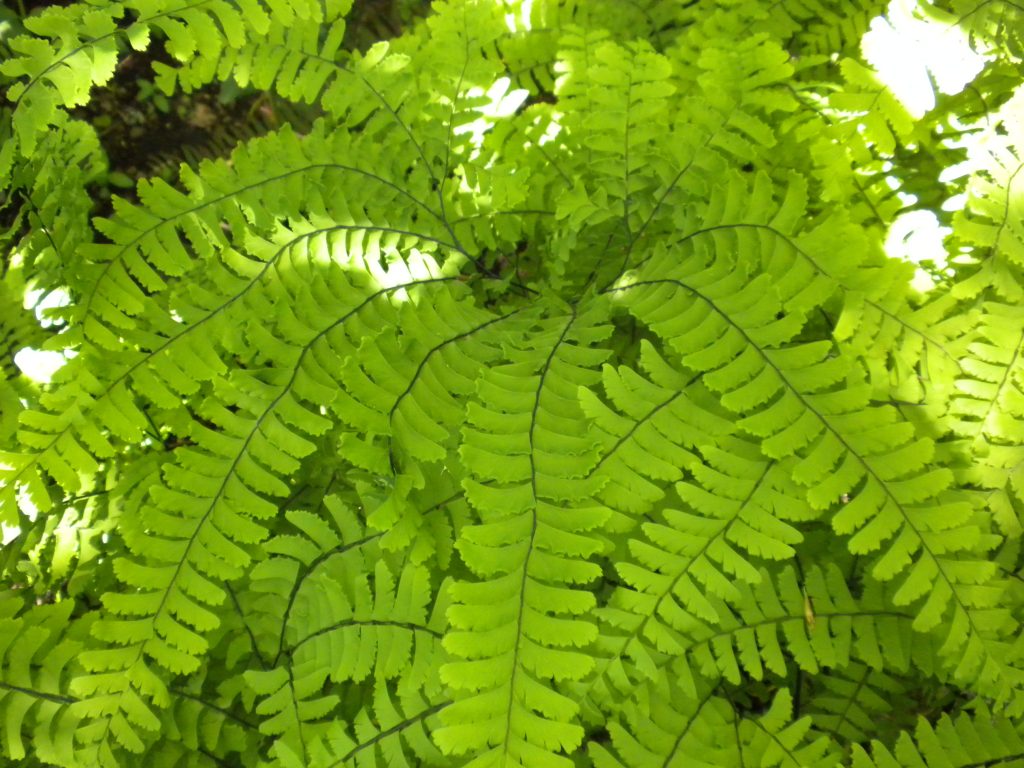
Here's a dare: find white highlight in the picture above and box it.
[14,348,67,384]
[3,491,41,546]
[372,249,442,301]
[538,114,562,146]
[16,287,73,382]
[863,0,987,118]
[884,209,951,292]
[25,287,69,328]
[457,77,530,151]
[503,0,534,32]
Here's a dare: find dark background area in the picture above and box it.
[4,0,432,204]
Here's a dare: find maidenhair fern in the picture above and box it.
[2,0,1024,766]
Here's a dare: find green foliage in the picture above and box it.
[1,0,1024,766]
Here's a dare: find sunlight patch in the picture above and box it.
[863,0,987,118]
[884,209,950,292]
[14,287,72,383]
[2,490,41,545]
[1,524,19,545]
[457,77,530,152]
[373,249,446,300]
[503,0,534,32]
[538,112,562,146]
[26,286,70,327]
[14,347,67,384]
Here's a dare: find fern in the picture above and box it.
[850,704,1024,767]
[805,661,917,744]
[591,684,837,768]
[0,596,86,765]
[2,0,1024,765]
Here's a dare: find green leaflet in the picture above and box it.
[2,0,1024,766]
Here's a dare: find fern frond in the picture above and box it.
[238,494,377,663]
[1,122,462,522]
[1,0,327,170]
[290,683,452,768]
[664,30,794,176]
[279,556,443,688]
[733,688,838,768]
[611,205,1021,708]
[75,121,451,347]
[671,565,917,697]
[948,121,1024,302]
[948,301,1024,536]
[919,0,1024,62]
[555,32,675,236]
[683,167,960,407]
[239,494,452,765]
[435,298,612,767]
[588,682,730,768]
[577,444,808,719]
[751,0,888,56]
[829,58,917,160]
[70,243,453,758]
[1,115,104,289]
[335,287,509,470]
[805,661,915,745]
[152,1,351,96]
[832,284,965,405]
[2,0,1022,764]
[850,704,1024,768]
[243,664,339,764]
[0,278,43,437]
[0,2,119,165]
[355,468,471,568]
[241,487,458,671]
[0,597,84,766]
[160,683,259,765]
[590,683,837,768]
[177,0,516,253]
[579,340,733,521]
